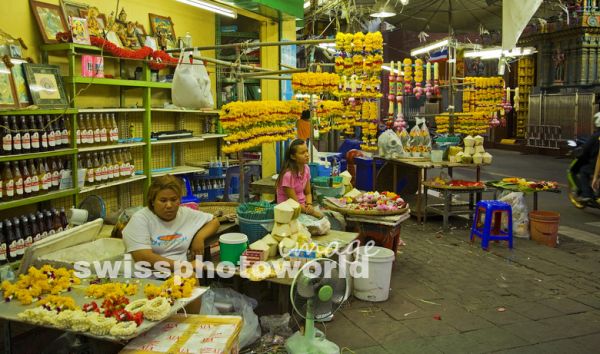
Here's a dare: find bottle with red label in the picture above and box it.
[12,162,23,199]
[19,116,31,154]
[20,215,33,253]
[29,213,41,244]
[12,217,24,259]
[45,115,55,151]
[76,114,82,145]
[28,160,40,195]
[0,221,7,265]
[5,219,18,262]
[2,162,14,200]
[37,115,48,151]
[36,211,48,240]
[50,158,60,190]
[59,116,69,146]
[1,116,12,155]
[20,161,32,197]
[10,116,21,155]
[59,207,68,230]
[52,115,62,148]
[85,153,94,185]
[29,116,40,153]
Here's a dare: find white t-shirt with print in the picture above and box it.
[123,207,214,262]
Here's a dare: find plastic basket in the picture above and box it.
[236,201,274,220]
[237,215,273,244]
[313,184,345,204]
[312,176,344,187]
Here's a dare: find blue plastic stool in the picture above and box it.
[470,200,513,250]
[180,176,200,204]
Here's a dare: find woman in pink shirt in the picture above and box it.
[276,139,323,218]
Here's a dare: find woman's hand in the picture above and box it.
[593,176,600,192]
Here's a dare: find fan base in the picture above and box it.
[285,330,340,354]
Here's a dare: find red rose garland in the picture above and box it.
[89,36,179,70]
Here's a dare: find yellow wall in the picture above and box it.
[0,0,217,103]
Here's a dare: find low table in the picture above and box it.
[485,182,561,211]
[422,182,485,229]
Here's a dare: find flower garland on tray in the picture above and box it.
[336,191,406,212]
[220,101,306,154]
[1,265,80,305]
[85,282,138,299]
[143,276,197,302]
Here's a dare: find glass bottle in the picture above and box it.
[1,116,12,155]
[52,116,62,148]
[105,151,114,180]
[20,215,33,252]
[126,149,134,176]
[99,151,108,181]
[117,149,125,177]
[12,162,23,199]
[45,210,55,236]
[111,113,119,143]
[45,115,55,150]
[85,153,94,185]
[6,219,18,261]
[111,150,120,180]
[29,213,41,244]
[93,152,102,183]
[28,160,40,195]
[37,115,48,151]
[86,114,94,145]
[50,158,60,189]
[12,217,24,258]
[10,116,21,155]
[57,158,65,189]
[99,113,108,144]
[19,116,31,153]
[92,114,101,144]
[0,221,6,265]
[60,116,69,146]
[59,207,68,230]
[42,158,52,191]
[29,116,40,153]
[20,161,32,197]
[76,114,82,145]
[52,208,63,233]
[36,211,48,240]
[2,162,13,200]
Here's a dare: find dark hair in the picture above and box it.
[277,139,307,187]
[301,109,310,121]
[147,175,183,212]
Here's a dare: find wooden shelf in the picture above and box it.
[0,108,77,116]
[0,148,76,163]
[64,76,172,89]
[80,175,146,193]
[78,142,146,153]
[200,133,227,139]
[151,166,206,177]
[151,137,205,145]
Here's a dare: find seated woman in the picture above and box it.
[276,139,324,219]
[123,174,220,270]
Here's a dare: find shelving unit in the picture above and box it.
[0,189,77,212]
[151,137,205,145]
[78,142,146,153]
[151,166,206,177]
[516,57,535,139]
[0,148,76,163]
[80,175,147,194]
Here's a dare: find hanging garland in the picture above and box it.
[89,36,179,70]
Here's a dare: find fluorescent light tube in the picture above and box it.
[304,1,311,9]
[464,47,536,59]
[410,39,449,56]
[177,0,237,18]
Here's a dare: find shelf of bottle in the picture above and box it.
[0,108,78,116]
[0,188,77,211]
[78,108,145,113]
[151,166,206,177]
[151,108,220,114]
[188,159,239,167]
[80,175,147,194]
[151,137,205,145]
[0,148,77,163]
[64,76,172,89]
[78,142,146,153]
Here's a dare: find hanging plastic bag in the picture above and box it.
[409,124,423,157]
[172,50,214,109]
[199,288,261,348]
[377,129,404,159]
[499,191,529,238]
[417,117,432,157]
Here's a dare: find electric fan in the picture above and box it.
[70,195,106,225]
[286,258,348,354]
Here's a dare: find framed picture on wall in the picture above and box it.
[70,17,91,45]
[60,0,89,23]
[9,60,32,107]
[149,14,176,49]
[23,64,68,108]
[0,62,18,108]
[30,0,69,44]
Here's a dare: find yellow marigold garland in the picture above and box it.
[1,265,80,305]
[86,282,138,299]
[143,276,197,302]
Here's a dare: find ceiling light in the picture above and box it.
[410,39,450,56]
[177,0,237,18]
[382,65,403,75]
[371,1,396,18]
[464,46,536,59]
[400,0,410,5]
[304,1,310,9]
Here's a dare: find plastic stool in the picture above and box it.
[180,176,200,204]
[470,200,513,250]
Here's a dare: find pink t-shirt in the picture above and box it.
[277,164,311,205]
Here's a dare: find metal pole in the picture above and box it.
[185,54,272,72]
[247,76,292,80]
[166,38,335,53]
[240,68,306,77]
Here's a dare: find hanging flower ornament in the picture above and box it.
[433,62,441,96]
[403,58,413,95]
[413,58,424,99]
[425,62,433,99]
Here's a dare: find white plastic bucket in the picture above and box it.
[353,246,395,302]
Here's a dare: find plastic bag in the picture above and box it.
[199,288,261,348]
[409,124,423,156]
[298,213,331,236]
[377,129,404,159]
[260,313,293,337]
[172,50,214,109]
[499,191,529,238]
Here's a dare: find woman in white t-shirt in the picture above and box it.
[123,175,220,270]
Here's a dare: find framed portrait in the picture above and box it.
[134,22,147,44]
[97,13,107,31]
[149,14,176,47]
[9,45,22,59]
[9,60,32,107]
[0,62,18,108]
[30,0,68,44]
[23,64,68,108]
[59,0,88,23]
[70,17,91,45]
[144,36,158,51]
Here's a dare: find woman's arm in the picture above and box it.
[593,147,600,191]
[130,250,178,271]
[190,218,220,259]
